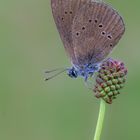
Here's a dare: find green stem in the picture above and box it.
[93,99,106,140]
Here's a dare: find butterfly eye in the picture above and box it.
[65,11,68,14]
[98,24,103,28]
[69,11,73,14]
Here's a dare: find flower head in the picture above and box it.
[93,58,128,104]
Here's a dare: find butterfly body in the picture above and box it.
[51,0,125,80]
[67,63,101,81]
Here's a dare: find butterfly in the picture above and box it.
[46,0,125,81]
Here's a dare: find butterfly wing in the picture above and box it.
[72,1,125,66]
[51,0,89,64]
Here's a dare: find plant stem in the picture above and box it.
[93,99,106,140]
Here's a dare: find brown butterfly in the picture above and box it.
[46,0,125,81]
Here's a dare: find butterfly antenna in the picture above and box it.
[45,68,65,73]
[45,68,67,81]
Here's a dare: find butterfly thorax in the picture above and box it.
[67,63,101,81]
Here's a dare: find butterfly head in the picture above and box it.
[67,62,101,80]
[67,67,78,78]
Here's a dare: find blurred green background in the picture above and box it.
[0,0,139,140]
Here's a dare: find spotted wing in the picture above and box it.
[72,1,125,66]
[51,0,90,64]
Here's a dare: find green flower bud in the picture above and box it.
[104,87,111,93]
[103,95,112,104]
[101,83,107,88]
[106,80,113,86]
[110,85,116,91]
[113,90,120,95]
[115,84,121,90]
[108,91,114,96]
[112,79,118,84]
[118,78,124,84]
